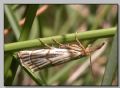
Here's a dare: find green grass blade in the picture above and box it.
[29,16,48,84]
[37,15,48,83]
[4,53,13,80]
[53,6,63,35]
[21,66,46,85]
[4,4,21,84]
[12,5,45,85]
[101,33,118,85]
[19,5,39,41]
[4,5,21,40]
[29,17,39,39]
[4,5,40,85]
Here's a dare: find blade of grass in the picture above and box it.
[19,5,39,41]
[29,16,48,84]
[53,6,63,35]
[4,4,21,83]
[4,53,13,80]
[13,5,45,85]
[101,33,117,85]
[4,5,41,85]
[29,17,39,39]
[37,15,43,38]
[4,55,19,85]
[5,27,116,52]
[21,65,46,85]
[37,15,49,83]
[4,5,21,40]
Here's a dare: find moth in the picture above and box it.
[18,39,105,72]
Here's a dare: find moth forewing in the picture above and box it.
[18,48,82,72]
[18,40,105,72]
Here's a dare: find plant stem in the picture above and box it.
[5,27,116,52]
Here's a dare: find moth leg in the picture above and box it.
[52,39,66,48]
[75,32,86,55]
[52,39,63,46]
[85,44,92,55]
[83,42,96,82]
[87,44,96,81]
[38,39,52,49]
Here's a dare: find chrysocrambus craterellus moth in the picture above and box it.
[18,40,105,72]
